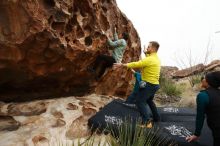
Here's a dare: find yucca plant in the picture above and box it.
[106,119,176,146]
[52,119,177,146]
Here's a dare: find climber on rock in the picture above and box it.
[87,26,129,80]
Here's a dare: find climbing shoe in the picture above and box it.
[139,119,153,129]
[146,120,153,128]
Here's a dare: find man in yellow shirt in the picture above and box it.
[113,41,161,127]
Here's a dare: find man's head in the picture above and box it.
[122,32,129,41]
[143,41,160,54]
[201,76,209,89]
[202,71,220,89]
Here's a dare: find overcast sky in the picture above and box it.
[116,0,220,68]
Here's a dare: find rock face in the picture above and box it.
[204,60,220,72]
[0,94,113,146]
[0,0,141,101]
[171,60,220,78]
[172,64,205,78]
[161,66,178,78]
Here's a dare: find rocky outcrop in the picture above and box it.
[172,64,205,78]
[0,0,141,101]
[171,60,220,78]
[0,94,112,146]
[204,60,220,72]
[161,66,178,79]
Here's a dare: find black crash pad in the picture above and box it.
[88,99,213,146]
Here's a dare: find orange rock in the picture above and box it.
[0,0,140,102]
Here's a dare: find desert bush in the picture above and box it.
[188,74,203,87]
[159,75,182,97]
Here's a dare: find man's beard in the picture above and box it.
[143,50,149,54]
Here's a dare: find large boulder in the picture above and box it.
[171,60,220,79]
[172,64,205,78]
[204,60,220,72]
[0,0,141,101]
[161,66,179,79]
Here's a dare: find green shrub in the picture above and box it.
[160,76,182,96]
[188,74,203,87]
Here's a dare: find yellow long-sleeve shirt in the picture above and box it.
[126,53,161,84]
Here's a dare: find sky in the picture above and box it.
[116,0,220,68]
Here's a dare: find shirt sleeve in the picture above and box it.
[113,31,118,41]
[108,39,125,48]
[194,91,209,136]
[126,57,150,68]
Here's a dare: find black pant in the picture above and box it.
[92,55,116,78]
[136,83,160,123]
[214,137,220,146]
[211,127,220,146]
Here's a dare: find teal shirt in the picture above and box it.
[194,90,209,136]
[133,72,141,93]
[107,32,127,63]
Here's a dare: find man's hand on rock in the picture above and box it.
[113,63,126,70]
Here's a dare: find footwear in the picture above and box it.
[139,119,153,129]
[146,120,153,128]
